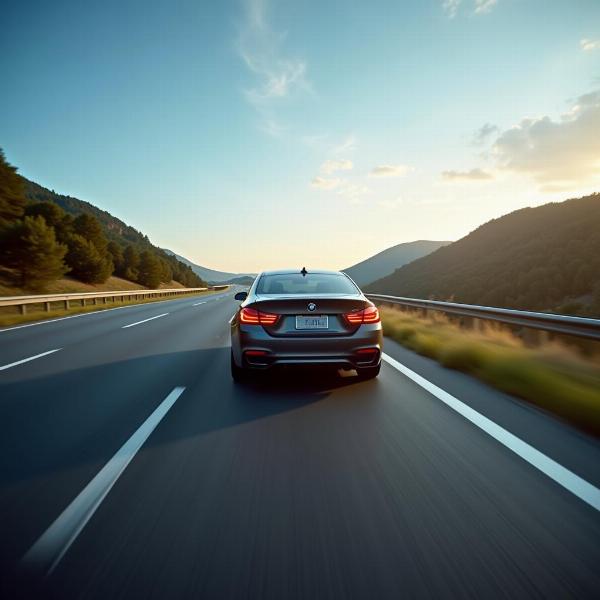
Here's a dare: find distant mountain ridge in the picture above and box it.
[366,193,600,316]
[343,240,450,287]
[162,249,255,284]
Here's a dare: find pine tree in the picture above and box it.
[159,259,173,284]
[0,216,68,291]
[72,213,107,253]
[0,149,26,228]
[137,250,162,288]
[107,241,125,276]
[25,201,73,242]
[65,234,113,283]
[123,245,140,281]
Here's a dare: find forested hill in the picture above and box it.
[343,240,450,286]
[25,178,159,252]
[366,193,600,316]
[21,177,205,288]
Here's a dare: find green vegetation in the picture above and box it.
[368,194,600,317]
[137,251,163,288]
[0,288,226,328]
[0,149,207,292]
[380,306,600,436]
[0,149,26,227]
[1,216,68,290]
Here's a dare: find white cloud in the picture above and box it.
[442,0,498,18]
[238,0,310,106]
[443,0,462,18]
[369,164,413,178]
[492,89,600,191]
[581,38,600,51]
[442,168,493,181]
[311,176,342,190]
[320,159,353,174]
[473,0,497,14]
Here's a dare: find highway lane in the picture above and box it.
[0,289,234,369]
[0,291,237,575]
[1,291,599,598]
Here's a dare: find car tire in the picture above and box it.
[356,363,381,380]
[231,351,248,383]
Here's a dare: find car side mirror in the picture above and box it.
[234,291,248,301]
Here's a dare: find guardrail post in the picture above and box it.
[93,298,98,305]
[80,299,85,307]
[19,304,26,315]
[64,300,69,310]
[45,302,51,312]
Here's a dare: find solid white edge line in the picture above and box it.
[121,313,169,329]
[0,349,62,372]
[382,353,600,512]
[228,313,236,324]
[22,386,186,575]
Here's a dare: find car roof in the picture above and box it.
[258,269,344,276]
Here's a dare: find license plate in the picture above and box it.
[295,315,328,329]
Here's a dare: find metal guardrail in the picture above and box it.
[0,286,228,315]
[367,294,600,342]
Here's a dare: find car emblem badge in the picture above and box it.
[308,302,317,312]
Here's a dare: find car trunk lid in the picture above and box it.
[250,294,370,337]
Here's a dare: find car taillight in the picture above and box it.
[239,307,280,325]
[362,305,380,323]
[344,305,380,325]
[258,311,279,325]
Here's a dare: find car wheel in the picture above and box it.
[356,363,381,380]
[231,351,248,383]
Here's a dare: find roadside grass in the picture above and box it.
[0,275,188,297]
[380,306,600,436]
[0,288,228,329]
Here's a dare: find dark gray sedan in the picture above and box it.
[230,269,383,381]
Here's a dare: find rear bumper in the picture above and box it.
[231,323,383,370]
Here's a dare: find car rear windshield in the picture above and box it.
[256,273,359,295]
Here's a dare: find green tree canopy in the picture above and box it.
[0,215,68,291]
[123,245,140,281]
[72,213,107,253]
[0,149,26,228]
[25,201,73,242]
[107,241,124,275]
[137,250,162,288]
[65,234,113,283]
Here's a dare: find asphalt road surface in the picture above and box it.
[1,289,599,599]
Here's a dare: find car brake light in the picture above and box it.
[344,305,380,325]
[362,305,380,323]
[239,307,280,325]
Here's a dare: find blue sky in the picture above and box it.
[2,0,600,272]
